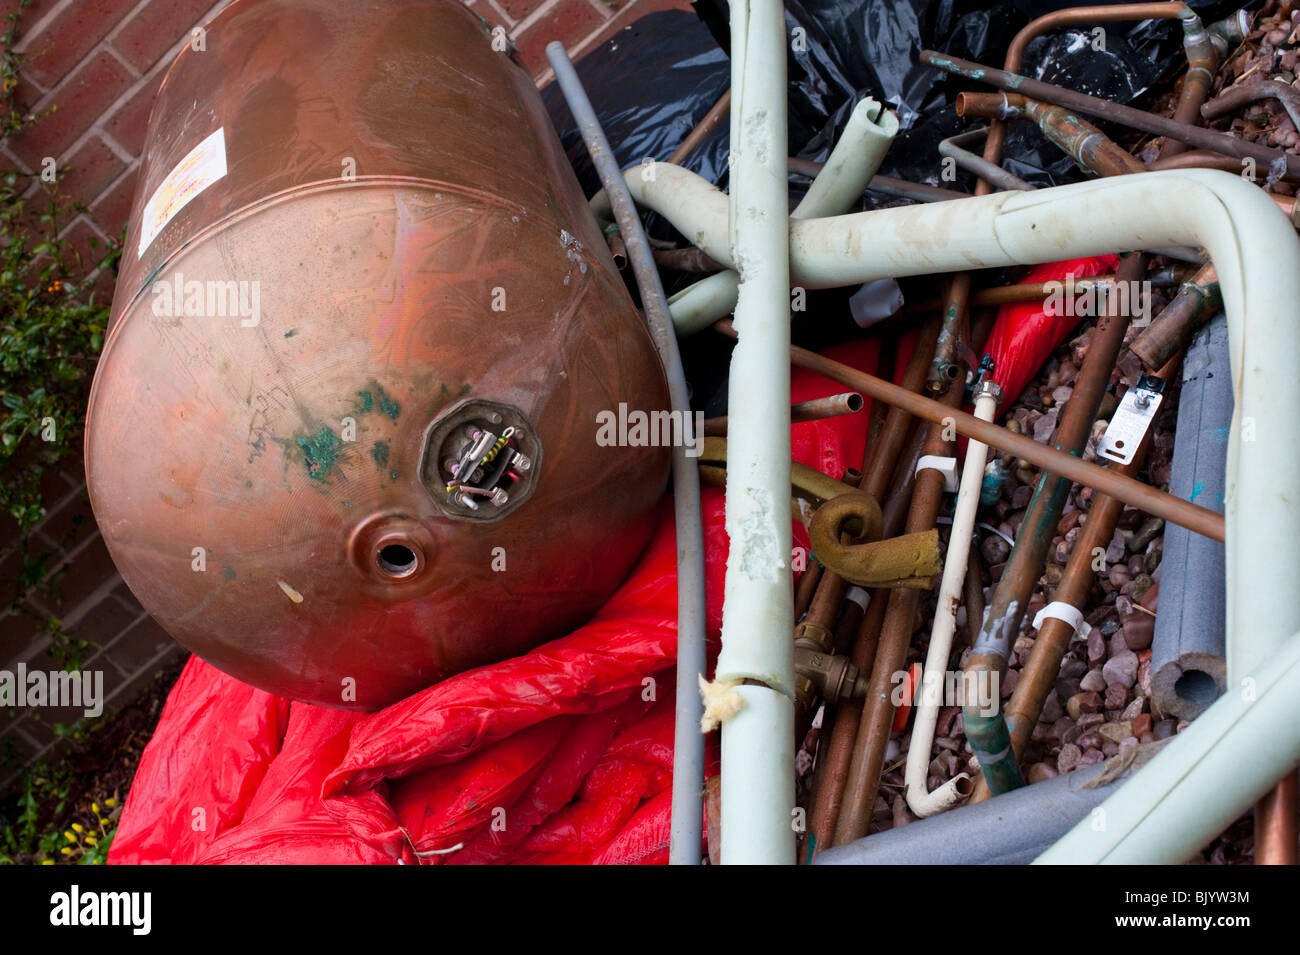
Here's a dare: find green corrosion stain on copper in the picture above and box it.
[296,426,344,480]
[284,328,297,338]
[371,440,390,469]
[376,385,400,420]
[355,382,400,420]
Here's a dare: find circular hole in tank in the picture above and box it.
[377,543,420,579]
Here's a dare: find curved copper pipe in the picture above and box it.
[957,92,1147,177]
[1203,80,1300,137]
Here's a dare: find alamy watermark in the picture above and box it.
[595,402,705,458]
[0,664,103,717]
[1043,274,1152,326]
[891,667,999,717]
[151,271,260,327]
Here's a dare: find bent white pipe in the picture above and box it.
[905,382,1001,818]
[716,0,795,866]
[668,98,899,335]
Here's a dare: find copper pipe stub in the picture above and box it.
[349,513,436,588]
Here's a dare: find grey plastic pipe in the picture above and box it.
[713,0,795,866]
[817,746,1149,865]
[1151,313,1229,722]
[544,43,709,866]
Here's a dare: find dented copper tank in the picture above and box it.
[84,0,670,709]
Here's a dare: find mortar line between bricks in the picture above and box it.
[95,125,138,166]
[581,0,617,21]
[10,0,77,54]
[99,643,187,712]
[101,41,141,81]
[510,0,564,38]
[483,0,518,29]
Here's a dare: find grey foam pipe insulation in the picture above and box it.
[813,744,1163,865]
[1151,314,1230,721]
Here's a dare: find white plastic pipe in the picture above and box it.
[715,0,795,866]
[1035,627,1300,864]
[905,383,1000,817]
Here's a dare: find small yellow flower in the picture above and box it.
[105,797,117,808]
[98,817,110,827]
[64,830,77,842]
[60,847,73,856]
[70,823,83,833]
[85,836,97,847]
[91,802,100,815]
[41,859,54,865]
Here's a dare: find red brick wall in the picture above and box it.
[0,0,688,791]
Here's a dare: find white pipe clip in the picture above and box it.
[1032,601,1092,642]
[916,454,959,492]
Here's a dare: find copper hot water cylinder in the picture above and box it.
[84,0,670,709]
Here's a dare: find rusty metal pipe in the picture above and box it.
[919,51,1300,179]
[713,321,1226,543]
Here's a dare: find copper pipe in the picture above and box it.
[920,51,1300,178]
[864,320,942,500]
[794,559,824,620]
[712,321,1226,542]
[832,386,964,845]
[703,392,864,436]
[668,89,731,166]
[1161,9,1217,158]
[1255,772,1299,865]
[1203,80,1300,136]
[906,276,1123,313]
[1149,149,1250,174]
[962,543,986,653]
[957,92,1147,177]
[968,352,1181,804]
[1130,262,1220,371]
[605,230,629,269]
[807,587,888,855]
[881,423,925,540]
[926,2,1199,396]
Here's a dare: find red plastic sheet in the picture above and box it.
[983,255,1119,414]
[110,349,877,866]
